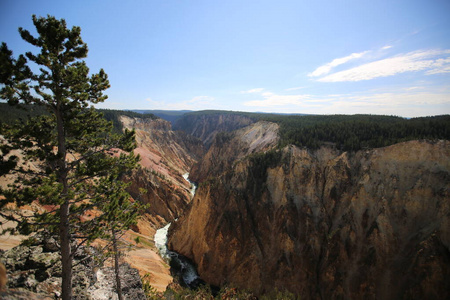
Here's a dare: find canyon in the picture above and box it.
[167,114,450,299]
[1,111,449,299]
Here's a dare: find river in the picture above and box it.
[154,173,202,288]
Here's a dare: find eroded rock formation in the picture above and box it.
[120,116,204,227]
[168,121,450,299]
[189,121,279,183]
[173,113,255,148]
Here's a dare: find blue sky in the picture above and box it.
[1,0,449,117]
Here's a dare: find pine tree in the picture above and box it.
[0,15,138,300]
[96,178,147,300]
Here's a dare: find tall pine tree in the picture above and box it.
[0,15,138,299]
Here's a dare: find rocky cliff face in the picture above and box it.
[120,116,203,227]
[168,136,450,299]
[189,121,279,183]
[173,113,255,148]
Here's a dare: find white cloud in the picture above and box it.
[403,86,424,91]
[285,86,305,91]
[381,45,393,50]
[425,57,450,75]
[241,87,450,117]
[317,49,450,82]
[308,51,369,77]
[243,89,310,107]
[346,92,449,106]
[241,88,265,94]
[318,92,450,117]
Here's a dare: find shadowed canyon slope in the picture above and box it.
[168,118,450,299]
[189,121,279,183]
[173,112,255,148]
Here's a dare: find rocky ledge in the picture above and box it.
[0,233,146,299]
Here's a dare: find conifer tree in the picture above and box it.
[96,178,146,300]
[0,15,138,300]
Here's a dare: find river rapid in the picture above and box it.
[154,173,202,288]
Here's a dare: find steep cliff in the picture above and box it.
[173,112,255,148]
[168,138,450,299]
[189,121,279,183]
[120,116,203,227]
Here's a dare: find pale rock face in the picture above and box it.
[168,137,450,299]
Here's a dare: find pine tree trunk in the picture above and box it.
[112,228,124,300]
[56,109,72,300]
[60,201,72,300]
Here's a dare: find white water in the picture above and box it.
[154,173,200,287]
[183,173,197,197]
[154,222,171,260]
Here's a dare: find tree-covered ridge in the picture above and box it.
[133,109,191,123]
[178,110,450,152]
[263,114,450,151]
[100,108,158,133]
[0,103,158,134]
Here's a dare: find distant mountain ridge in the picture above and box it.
[130,110,192,123]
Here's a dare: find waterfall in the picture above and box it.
[154,173,201,288]
[183,173,197,197]
[154,223,171,260]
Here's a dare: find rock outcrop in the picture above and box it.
[168,137,450,299]
[1,234,146,299]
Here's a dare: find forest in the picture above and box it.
[263,114,450,151]
[0,103,157,134]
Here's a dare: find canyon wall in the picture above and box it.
[173,113,255,148]
[189,121,279,183]
[168,121,450,299]
[120,115,204,227]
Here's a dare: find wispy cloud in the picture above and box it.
[425,57,450,75]
[319,92,450,117]
[241,88,265,94]
[243,90,310,107]
[308,51,369,77]
[241,87,450,117]
[146,95,218,110]
[285,86,305,91]
[316,49,450,82]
